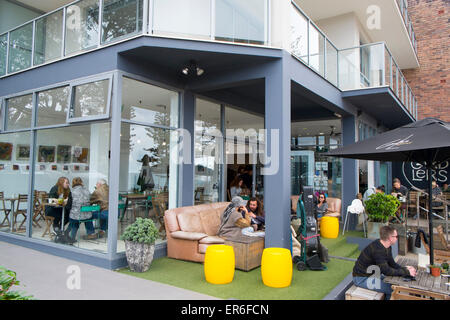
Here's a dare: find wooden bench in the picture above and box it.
[391,285,450,300]
[345,285,385,300]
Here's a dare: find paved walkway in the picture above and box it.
[0,241,218,300]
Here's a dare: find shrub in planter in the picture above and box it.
[365,193,400,239]
[120,218,159,273]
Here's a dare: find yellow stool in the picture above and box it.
[204,245,235,284]
[320,216,339,239]
[261,247,292,288]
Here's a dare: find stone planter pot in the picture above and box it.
[367,221,388,239]
[125,240,155,273]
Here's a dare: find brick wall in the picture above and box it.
[402,0,450,121]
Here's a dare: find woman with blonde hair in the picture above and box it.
[45,176,72,234]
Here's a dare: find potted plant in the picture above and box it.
[121,217,159,273]
[429,264,441,277]
[365,193,400,239]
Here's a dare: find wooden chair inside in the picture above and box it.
[391,285,450,300]
[407,191,420,218]
[420,232,450,264]
[32,191,47,228]
[0,192,12,228]
[13,194,28,232]
[152,195,167,239]
[436,225,449,251]
[42,216,55,239]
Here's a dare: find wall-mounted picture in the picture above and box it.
[38,146,56,163]
[26,165,30,171]
[57,145,71,163]
[12,164,19,171]
[16,145,30,161]
[0,143,13,161]
[72,147,89,164]
[0,164,4,171]
[39,164,46,171]
[73,165,80,171]
[85,166,89,171]
[51,165,58,171]
[63,165,69,171]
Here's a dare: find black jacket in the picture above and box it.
[45,185,72,218]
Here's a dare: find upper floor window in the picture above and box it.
[5,94,33,131]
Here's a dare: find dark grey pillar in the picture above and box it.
[181,90,195,207]
[264,58,291,249]
[342,115,358,230]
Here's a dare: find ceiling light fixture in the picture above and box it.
[181,60,205,77]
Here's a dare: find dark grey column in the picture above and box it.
[180,90,195,207]
[342,115,358,230]
[264,58,291,249]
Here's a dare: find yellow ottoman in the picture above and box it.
[204,245,235,284]
[320,216,339,239]
[261,248,292,288]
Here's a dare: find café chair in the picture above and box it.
[13,194,28,232]
[0,192,12,228]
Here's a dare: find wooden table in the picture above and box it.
[384,257,450,297]
[224,236,265,271]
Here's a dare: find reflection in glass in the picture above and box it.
[309,25,325,76]
[65,0,100,55]
[37,86,70,127]
[102,0,143,43]
[215,0,266,45]
[0,34,7,76]
[153,0,211,39]
[195,99,221,134]
[8,23,33,73]
[32,123,111,252]
[118,123,178,251]
[291,7,308,63]
[326,40,338,86]
[70,79,109,118]
[122,77,179,128]
[0,131,31,236]
[6,94,33,131]
[34,10,63,66]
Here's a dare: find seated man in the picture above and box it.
[353,225,416,300]
[245,197,265,231]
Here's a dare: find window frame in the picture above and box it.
[67,73,113,124]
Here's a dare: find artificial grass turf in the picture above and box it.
[118,257,355,300]
[320,230,364,260]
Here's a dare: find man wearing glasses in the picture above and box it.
[352,226,417,300]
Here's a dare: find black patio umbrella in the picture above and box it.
[326,118,450,265]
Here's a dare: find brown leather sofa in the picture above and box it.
[164,202,230,263]
[291,195,342,218]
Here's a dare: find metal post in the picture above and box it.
[31,21,36,66]
[428,165,434,265]
[62,7,66,57]
[98,0,104,46]
[6,32,10,74]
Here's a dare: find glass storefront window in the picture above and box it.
[0,131,31,236]
[37,86,70,127]
[0,34,7,76]
[215,0,266,45]
[65,0,100,56]
[6,94,33,131]
[153,0,211,39]
[31,123,111,253]
[69,79,111,120]
[118,123,178,251]
[34,10,63,66]
[102,0,143,44]
[8,23,33,73]
[122,77,179,127]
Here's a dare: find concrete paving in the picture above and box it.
[0,241,219,300]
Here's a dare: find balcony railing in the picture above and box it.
[396,0,418,56]
[291,2,418,120]
[0,0,269,77]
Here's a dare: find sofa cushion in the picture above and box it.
[177,212,205,233]
[198,244,209,254]
[171,231,208,241]
[198,209,221,236]
[199,236,225,244]
[165,211,181,233]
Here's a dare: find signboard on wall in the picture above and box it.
[393,161,450,190]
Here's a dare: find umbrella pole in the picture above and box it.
[428,166,434,266]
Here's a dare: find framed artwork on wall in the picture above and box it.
[72,147,89,164]
[38,146,56,163]
[16,145,30,160]
[57,145,71,163]
[0,143,13,161]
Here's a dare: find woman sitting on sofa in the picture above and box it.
[217,196,251,240]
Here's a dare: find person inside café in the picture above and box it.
[217,196,252,240]
[66,177,96,242]
[90,179,109,238]
[45,177,72,234]
[391,178,408,199]
[245,197,265,231]
[240,165,253,190]
[352,225,417,300]
[229,176,246,199]
[431,180,443,211]
[442,182,449,192]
